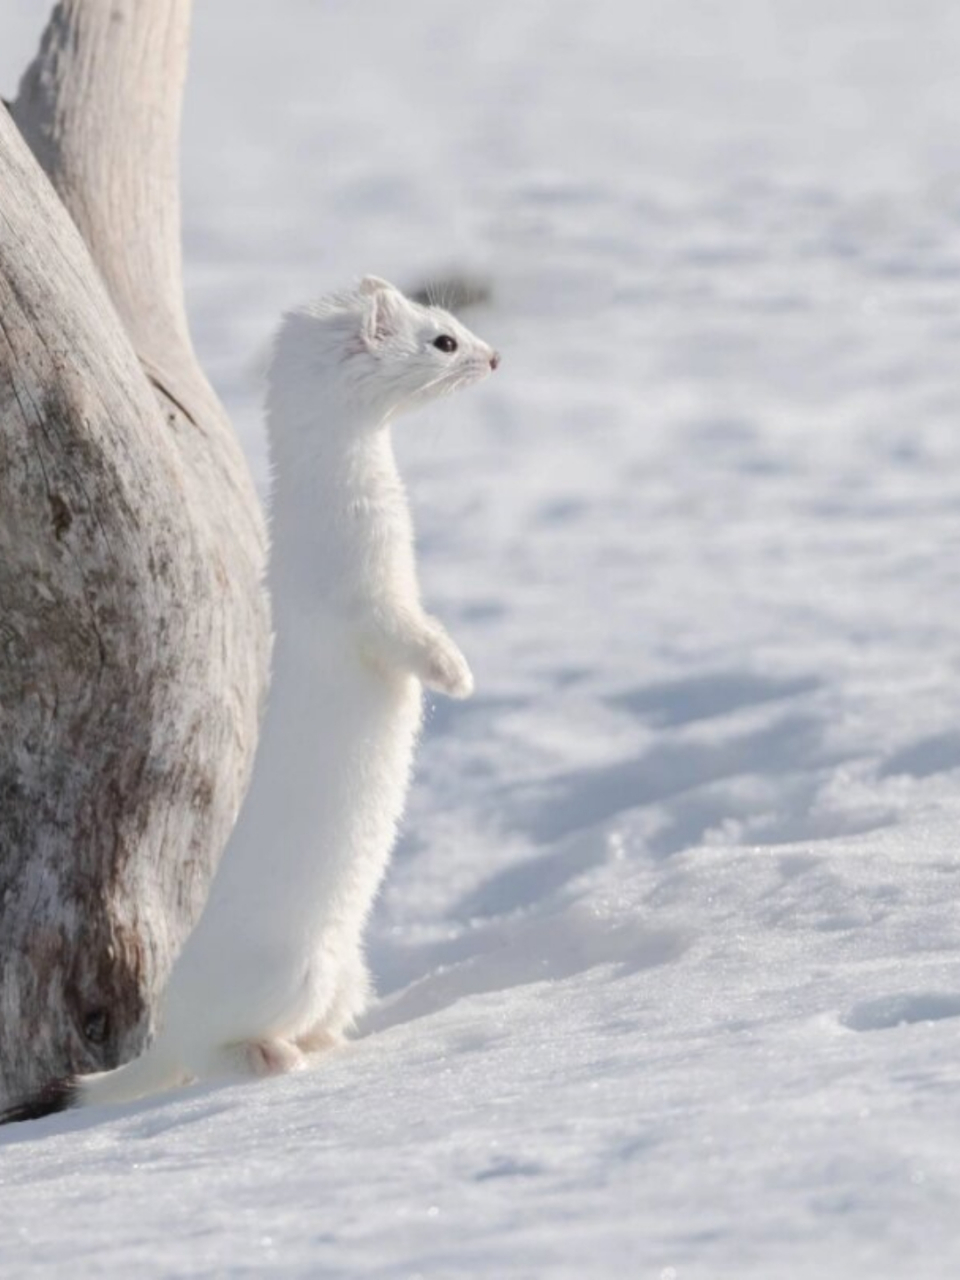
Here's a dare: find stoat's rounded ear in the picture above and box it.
[360,277,406,351]
[359,275,396,297]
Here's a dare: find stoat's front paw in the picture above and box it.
[419,631,474,699]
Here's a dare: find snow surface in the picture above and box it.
[4,1,960,1275]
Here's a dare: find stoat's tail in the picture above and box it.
[0,1044,182,1125]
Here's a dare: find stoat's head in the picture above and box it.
[353,275,499,419]
[270,276,499,431]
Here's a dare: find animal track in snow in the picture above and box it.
[841,992,960,1032]
[611,670,820,729]
[504,711,825,845]
[880,733,960,780]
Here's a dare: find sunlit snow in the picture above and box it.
[3,2,960,1276]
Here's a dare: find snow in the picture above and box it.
[4,1,960,1275]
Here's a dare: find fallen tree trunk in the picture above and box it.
[0,0,270,1105]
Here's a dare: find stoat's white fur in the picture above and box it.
[62,278,498,1110]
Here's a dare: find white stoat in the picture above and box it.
[2,276,499,1122]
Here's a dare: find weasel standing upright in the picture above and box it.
[3,277,499,1120]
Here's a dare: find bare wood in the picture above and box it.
[0,1,270,1104]
[15,0,213,419]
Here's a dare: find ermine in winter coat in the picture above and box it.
[2,276,499,1122]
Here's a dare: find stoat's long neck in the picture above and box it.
[267,397,418,621]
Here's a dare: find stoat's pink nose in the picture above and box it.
[489,351,500,371]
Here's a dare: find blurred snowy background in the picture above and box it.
[4,1,960,1276]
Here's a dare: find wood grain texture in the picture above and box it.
[0,0,270,1105]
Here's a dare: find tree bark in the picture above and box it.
[0,1,270,1105]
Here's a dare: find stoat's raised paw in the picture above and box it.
[419,633,474,699]
[360,612,475,698]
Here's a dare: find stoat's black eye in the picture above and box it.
[432,334,458,353]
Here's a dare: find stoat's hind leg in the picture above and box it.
[245,1038,305,1077]
[297,948,371,1055]
[295,1024,345,1055]
[203,1037,305,1080]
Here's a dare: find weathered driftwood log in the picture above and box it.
[0,1,270,1106]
